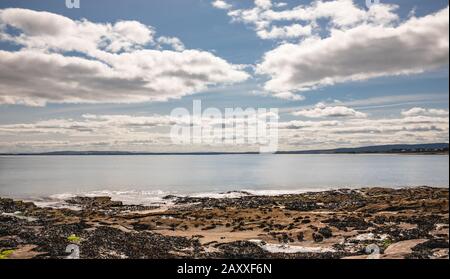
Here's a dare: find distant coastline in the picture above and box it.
[1,143,448,156]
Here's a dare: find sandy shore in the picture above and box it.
[0,187,448,259]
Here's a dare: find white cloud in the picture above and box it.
[292,103,367,118]
[274,2,288,8]
[401,107,428,116]
[0,8,154,53]
[215,0,400,41]
[273,92,305,101]
[157,36,185,51]
[212,0,232,10]
[263,0,399,28]
[0,114,182,137]
[402,107,449,117]
[255,0,273,10]
[1,109,447,152]
[0,8,249,106]
[257,23,312,40]
[279,119,341,129]
[211,1,448,100]
[278,113,449,150]
[0,48,249,106]
[428,109,449,116]
[106,21,155,52]
[256,7,449,93]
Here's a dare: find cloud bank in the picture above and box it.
[292,103,367,118]
[213,1,449,99]
[0,8,249,106]
[0,107,447,152]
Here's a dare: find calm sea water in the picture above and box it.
[0,154,448,204]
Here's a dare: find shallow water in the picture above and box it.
[0,154,448,203]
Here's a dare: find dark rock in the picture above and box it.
[297,232,304,242]
[407,239,450,259]
[0,198,36,213]
[323,216,371,231]
[285,201,319,211]
[132,223,153,231]
[66,196,123,209]
[214,241,268,259]
[319,226,333,238]
[313,233,324,242]
[413,239,449,250]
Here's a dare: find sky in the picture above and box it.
[0,0,448,152]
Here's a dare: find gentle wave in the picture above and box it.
[24,187,336,208]
[25,185,446,209]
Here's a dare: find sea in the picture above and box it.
[0,154,448,207]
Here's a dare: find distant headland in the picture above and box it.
[1,143,448,156]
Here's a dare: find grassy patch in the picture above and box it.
[0,249,15,259]
[67,234,81,243]
[382,238,393,249]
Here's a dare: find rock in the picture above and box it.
[0,198,36,213]
[79,226,199,259]
[383,239,428,258]
[319,226,333,238]
[323,216,371,231]
[0,187,448,259]
[5,244,45,259]
[313,233,324,242]
[132,223,153,231]
[66,196,123,209]
[285,201,319,211]
[215,241,268,259]
[415,239,450,250]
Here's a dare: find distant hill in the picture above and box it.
[277,143,449,154]
[1,143,448,155]
[2,151,259,156]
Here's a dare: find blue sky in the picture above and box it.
[0,0,448,152]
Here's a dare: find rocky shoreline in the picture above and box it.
[0,187,448,259]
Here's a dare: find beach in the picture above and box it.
[0,186,448,259]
